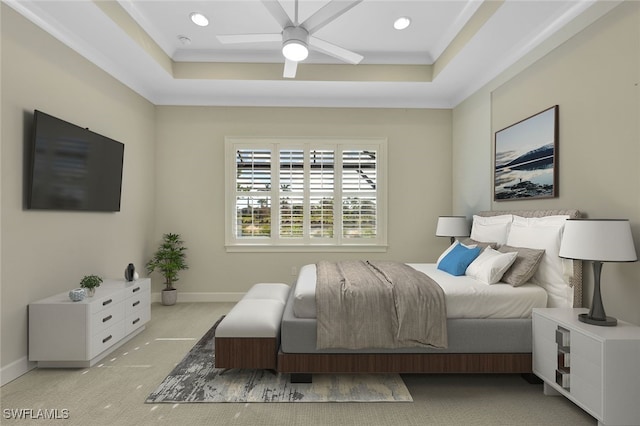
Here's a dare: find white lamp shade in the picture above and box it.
[559,219,637,262]
[436,216,470,238]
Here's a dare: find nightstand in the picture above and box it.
[532,308,640,426]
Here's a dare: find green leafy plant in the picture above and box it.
[146,233,188,290]
[79,274,103,290]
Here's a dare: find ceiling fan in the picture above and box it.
[216,0,364,78]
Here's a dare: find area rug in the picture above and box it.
[146,318,412,403]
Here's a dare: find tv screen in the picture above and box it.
[27,110,124,212]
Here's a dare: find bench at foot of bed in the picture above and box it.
[215,283,290,370]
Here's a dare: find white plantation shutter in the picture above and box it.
[226,138,386,250]
[309,150,335,239]
[342,150,377,239]
[279,149,304,238]
[235,149,272,238]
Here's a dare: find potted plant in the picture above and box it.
[146,233,188,306]
[80,274,103,297]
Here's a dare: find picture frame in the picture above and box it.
[494,105,559,201]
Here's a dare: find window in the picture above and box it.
[225,137,387,252]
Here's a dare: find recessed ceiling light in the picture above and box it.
[393,17,411,30]
[190,12,209,27]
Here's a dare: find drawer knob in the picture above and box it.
[102,335,113,344]
[102,315,112,323]
[132,301,140,307]
[102,299,113,307]
[132,287,140,293]
[132,318,140,325]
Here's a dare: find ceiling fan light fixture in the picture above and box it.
[190,12,209,27]
[282,40,309,62]
[393,16,411,30]
[281,26,310,62]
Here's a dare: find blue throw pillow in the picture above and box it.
[437,243,482,276]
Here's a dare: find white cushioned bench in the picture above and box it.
[215,283,290,370]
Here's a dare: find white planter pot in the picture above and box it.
[162,288,177,306]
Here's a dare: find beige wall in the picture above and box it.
[1,6,156,380]
[154,106,452,295]
[453,2,640,325]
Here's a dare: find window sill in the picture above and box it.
[225,244,388,253]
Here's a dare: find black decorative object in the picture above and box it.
[125,263,136,282]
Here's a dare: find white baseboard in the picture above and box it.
[1,356,36,386]
[151,292,245,304]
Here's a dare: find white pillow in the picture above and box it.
[470,214,513,246]
[436,240,477,266]
[465,247,517,284]
[506,215,571,307]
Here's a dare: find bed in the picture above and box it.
[276,209,583,379]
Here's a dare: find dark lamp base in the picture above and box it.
[578,313,617,327]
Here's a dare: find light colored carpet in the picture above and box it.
[146,318,411,403]
[1,302,596,425]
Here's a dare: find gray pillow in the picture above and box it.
[459,237,497,250]
[497,245,545,287]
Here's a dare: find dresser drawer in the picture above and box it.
[90,302,125,334]
[125,308,150,335]
[124,281,150,299]
[90,291,126,315]
[125,291,150,317]
[89,321,125,359]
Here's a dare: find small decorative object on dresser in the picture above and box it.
[124,263,136,282]
[146,233,188,306]
[68,288,85,302]
[79,274,103,297]
[559,219,637,326]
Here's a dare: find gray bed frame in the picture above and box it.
[276,210,583,380]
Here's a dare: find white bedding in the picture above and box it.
[293,263,548,319]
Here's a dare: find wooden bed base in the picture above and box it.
[277,351,532,375]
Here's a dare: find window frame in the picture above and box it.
[225,137,388,252]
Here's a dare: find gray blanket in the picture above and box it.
[316,260,448,349]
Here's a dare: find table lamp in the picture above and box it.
[559,219,637,326]
[436,216,470,244]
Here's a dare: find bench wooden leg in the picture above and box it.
[290,373,312,383]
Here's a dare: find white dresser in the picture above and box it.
[532,308,640,426]
[29,278,151,368]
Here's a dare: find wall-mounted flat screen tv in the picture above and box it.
[26,110,124,212]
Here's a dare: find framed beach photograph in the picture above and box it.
[494,105,559,201]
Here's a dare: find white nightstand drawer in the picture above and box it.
[571,372,603,418]
[533,336,557,381]
[533,313,557,342]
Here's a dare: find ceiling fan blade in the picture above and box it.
[216,34,282,44]
[283,59,298,78]
[261,0,293,28]
[309,36,363,64]
[302,0,363,34]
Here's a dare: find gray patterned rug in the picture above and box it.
[146,317,412,403]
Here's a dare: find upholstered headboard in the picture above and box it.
[476,209,582,308]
